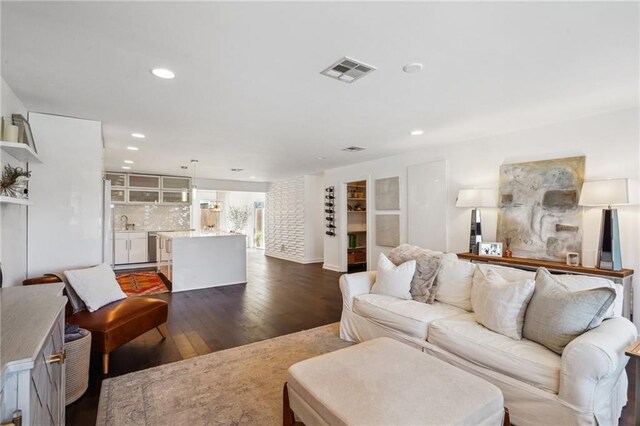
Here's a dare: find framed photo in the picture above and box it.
[12,114,37,154]
[479,242,503,257]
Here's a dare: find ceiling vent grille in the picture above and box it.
[321,57,376,83]
[230,168,244,172]
[342,146,366,152]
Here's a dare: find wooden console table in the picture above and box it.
[457,253,635,320]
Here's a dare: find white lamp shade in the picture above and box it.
[456,189,496,208]
[579,178,639,206]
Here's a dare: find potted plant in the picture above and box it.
[0,164,31,199]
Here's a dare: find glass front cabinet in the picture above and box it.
[105,172,191,205]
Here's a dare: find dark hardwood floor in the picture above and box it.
[67,250,637,425]
[66,249,343,425]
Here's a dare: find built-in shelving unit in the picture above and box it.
[0,196,32,205]
[346,180,367,272]
[0,140,41,163]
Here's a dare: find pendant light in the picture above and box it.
[180,165,189,202]
[191,159,199,200]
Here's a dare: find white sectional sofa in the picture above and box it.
[339,255,637,426]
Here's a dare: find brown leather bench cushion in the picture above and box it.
[67,297,168,354]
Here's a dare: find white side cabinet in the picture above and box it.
[115,231,148,264]
[1,284,66,426]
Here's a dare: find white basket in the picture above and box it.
[65,329,91,405]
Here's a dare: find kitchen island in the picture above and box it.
[157,230,247,292]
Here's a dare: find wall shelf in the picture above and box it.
[0,196,32,205]
[0,141,42,163]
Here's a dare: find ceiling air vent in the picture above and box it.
[342,146,366,152]
[230,168,244,172]
[321,57,376,83]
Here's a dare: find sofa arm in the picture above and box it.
[339,271,377,311]
[559,317,637,411]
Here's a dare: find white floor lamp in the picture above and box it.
[579,178,638,270]
[456,189,497,254]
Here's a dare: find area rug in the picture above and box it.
[96,323,352,426]
[116,272,169,297]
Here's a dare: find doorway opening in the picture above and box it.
[346,180,367,272]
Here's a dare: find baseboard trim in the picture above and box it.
[323,263,343,272]
[265,252,323,265]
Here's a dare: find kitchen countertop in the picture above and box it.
[115,229,194,233]
[157,230,243,239]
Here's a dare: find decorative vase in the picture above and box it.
[13,176,29,199]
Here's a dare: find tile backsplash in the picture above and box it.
[114,204,191,231]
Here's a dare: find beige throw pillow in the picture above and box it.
[471,268,535,340]
[522,268,616,354]
[388,244,443,303]
[371,253,416,300]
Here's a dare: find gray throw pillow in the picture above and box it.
[388,244,443,303]
[522,268,616,354]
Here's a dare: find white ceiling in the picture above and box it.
[2,2,638,182]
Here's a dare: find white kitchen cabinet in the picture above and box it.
[114,238,129,264]
[128,190,160,204]
[115,232,148,264]
[1,284,66,426]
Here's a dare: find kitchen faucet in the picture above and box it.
[121,215,134,230]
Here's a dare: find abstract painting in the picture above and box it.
[496,156,585,262]
[376,214,400,247]
[375,177,400,210]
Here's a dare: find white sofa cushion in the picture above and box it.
[371,253,415,300]
[428,313,561,393]
[435,259,476,311]
[471,268,535,340]
[353,294,467,340]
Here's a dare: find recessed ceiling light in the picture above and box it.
[249,176,256,179]
[410,130,424,136]
[403,63,424,73]
[151,68,175,79]
[124,160,134,164]
[122,166,131,170]
[180,166,188,170]
[191,159,199,164]
[127,146,139,151]
[131,133,145,139]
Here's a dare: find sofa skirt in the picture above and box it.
[340,309,627,426]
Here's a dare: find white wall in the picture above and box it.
[196,177,269,193]
[0,78,29,286]
[27,113,104,277]
[304,175,324,262]
[324,108,640,314]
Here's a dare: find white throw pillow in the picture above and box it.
[471,268,535,340]
[371,253,415,300]
[64,264,127,312]
[435,259,476,311]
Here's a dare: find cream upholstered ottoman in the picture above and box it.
[284,337,505,426]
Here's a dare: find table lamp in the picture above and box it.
[578,178,638,270]
[456,189,497,254]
